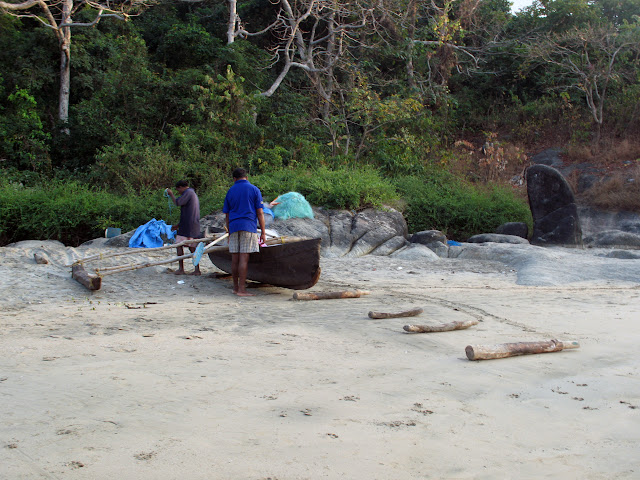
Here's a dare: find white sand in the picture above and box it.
[1,240,639,479]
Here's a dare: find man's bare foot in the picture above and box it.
[235,291,255,297]
[189,271,201,276]
[174,270,186,275]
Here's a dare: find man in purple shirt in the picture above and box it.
[166,180,201,276]
[223,168,266,296]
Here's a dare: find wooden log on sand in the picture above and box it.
[403,318,478,333]
[465,339,580,361]
[369,308,423,319]
[293,290,370,301]
[72,264,102,291]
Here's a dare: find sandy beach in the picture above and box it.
[1,239,639,479]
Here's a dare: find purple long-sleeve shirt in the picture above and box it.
[175,188,200,238]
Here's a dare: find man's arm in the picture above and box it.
[257,209,266,244]
[166,188,178,205]
[225,213,230,233]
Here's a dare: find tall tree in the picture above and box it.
[527,21,640,144]
[0,0,150,126]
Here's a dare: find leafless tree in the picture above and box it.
[0,0,151,126]
[527,23,640,145]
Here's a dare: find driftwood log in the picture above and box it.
[369,308,423,319]
[72,264,102,291]
[465,339,580,361]
[293,290,370,301]
[403,319,478,333]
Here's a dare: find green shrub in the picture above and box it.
[92,135,190,194]
[0,177,180,246]
[394,171,531,240]
[252,166,399,210]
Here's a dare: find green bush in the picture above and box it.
[0,177,180,246]
[252,166,399,210]
[394,171,532,240]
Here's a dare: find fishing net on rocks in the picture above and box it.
[271,192,314,220]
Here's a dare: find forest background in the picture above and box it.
[0,0,639,246]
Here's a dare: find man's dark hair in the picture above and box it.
[175,180,189,188]
[232,168,247,179]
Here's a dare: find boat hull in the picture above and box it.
[207,237,321,290]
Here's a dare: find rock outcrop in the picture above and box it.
[583,230,640,249]
[526,164,582,246]
[200,207,408,258]
[467,233,530,245]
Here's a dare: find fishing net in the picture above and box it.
[271,192,314,220]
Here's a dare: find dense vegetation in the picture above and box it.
[1,0,639,245]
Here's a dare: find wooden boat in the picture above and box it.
[207,236,321,290]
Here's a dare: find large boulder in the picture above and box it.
[410,229,449,257]
[410,230,447,245]
[495,222,528,239]
[369,236,409,256]
[526,164,582,246]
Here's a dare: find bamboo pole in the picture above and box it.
[369,308,423,319]
[403,318,478,333]
[70,235,219,266]
[465,339,580,361]
[292,290,370,301]
[96,233,229,276]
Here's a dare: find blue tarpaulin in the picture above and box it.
[128,219,176,248]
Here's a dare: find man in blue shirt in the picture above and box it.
[222,168,267,296]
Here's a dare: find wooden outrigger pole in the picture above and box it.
[71,233,229,291]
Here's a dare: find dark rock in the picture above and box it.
[526,164,582,245]
[495,222,528,239]
[530,148,564,168]
[104,230,136,247]
[576,174,599,193]
[467,233,529,245]
[410,230,447,245]
[583,230,640,249]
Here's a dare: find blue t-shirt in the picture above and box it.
[222,179,264,234]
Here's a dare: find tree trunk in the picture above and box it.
[227,0,237,44]
[406,0,417,90]
[57,0,72,125]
